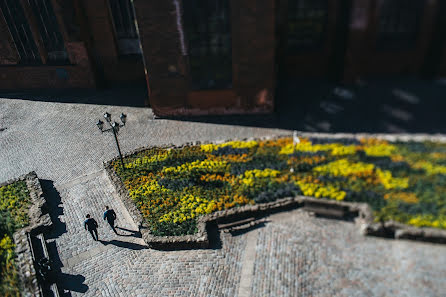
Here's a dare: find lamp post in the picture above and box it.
[97,112,127,170]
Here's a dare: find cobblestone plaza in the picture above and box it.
[1,97,446,296]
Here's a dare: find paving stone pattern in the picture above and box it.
[252,210,446,297]
[0,98,285,185]
[1,98,446,296]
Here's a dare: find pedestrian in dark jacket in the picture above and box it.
[84,214,99,241]
[103,206,118,234]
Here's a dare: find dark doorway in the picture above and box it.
[421,0,446,78]
[276,0,352,79]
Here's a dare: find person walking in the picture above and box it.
[103,206,118,234]
[84,214,99,241]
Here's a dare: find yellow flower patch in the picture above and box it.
[411,160,446,175]
[408,215,446,229]
[201,140,258,153]
[376,169,409,190]
[124,150,171,169]
[313,159,375,177]
[384,192,419,204]
[295,180,346,201]
[163,159,229,175]
[240,169,281,186]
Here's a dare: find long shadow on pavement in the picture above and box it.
[46,241,89,296]
[0,83,148,107]
[116,226,142,238]
[40,180,67,239]
[99,239,148,250]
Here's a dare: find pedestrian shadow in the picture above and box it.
[46,241,89,296]
[58,273,89,295]
[116,226,142,238]
[99,239,148,250]
[40,179,67,239]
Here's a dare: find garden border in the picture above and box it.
[104,132,446,249]
[1,172,52,297]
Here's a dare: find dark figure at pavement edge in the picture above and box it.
[104,206,118,234]
[84,214,99,241]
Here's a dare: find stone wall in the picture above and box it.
[1,172,52,297]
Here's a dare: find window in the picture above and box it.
[377,0,424,50]
[109,0,142,56]
[183,0,232,90]
[0,0,41,64]
[28,0,69,64]
[287,0,328,52]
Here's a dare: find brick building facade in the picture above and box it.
[1,0,446,116]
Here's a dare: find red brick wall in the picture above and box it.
[0,0,95,89]
[133,0,276,116]
[81,0,145,84]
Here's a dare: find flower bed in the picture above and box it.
[111,137,446,238]
[0,172,51,297]
[0,180,30,297]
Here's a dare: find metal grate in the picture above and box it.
[287,0,328,52]
[0,0,42,64]
[28,0,69,64]
[183,0,232,90]
[377,0,425,50]
[109,0,141,55]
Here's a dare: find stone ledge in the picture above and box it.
[1,172,53,297]
[104,136,446,249]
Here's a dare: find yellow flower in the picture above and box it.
[313,159,374,177]
[200,140,258,152]
[295,180,346,201]
[408,215,446,229]
[376,169,408,190]
[384,192,418,204]
[363,144,396,157]
[411,160,446,175]
[240,169,281,187]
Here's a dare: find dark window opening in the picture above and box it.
[0,0,42,65]
[377,0,424,50]
[28,0,69,64]
[109,0,142,56]
[286,0,329,52]
[183,0,232,90]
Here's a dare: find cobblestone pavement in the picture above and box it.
[252,210,446,297]
[1,98,446,296]
[0,98,285,185]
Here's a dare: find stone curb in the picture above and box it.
[104,135,446,249]
[1,172,52,297]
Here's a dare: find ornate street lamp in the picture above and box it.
[96,112,127,170]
